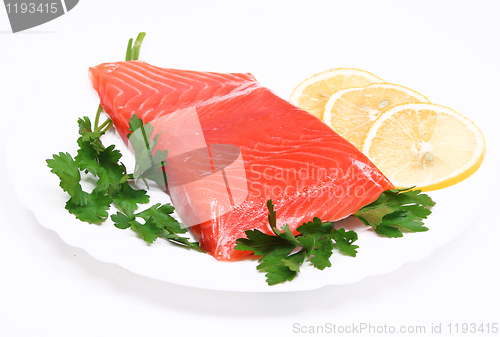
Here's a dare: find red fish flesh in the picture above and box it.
[89,61,394,260]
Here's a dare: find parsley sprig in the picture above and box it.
[235,200,359,285]
[236,188,435,285]
[46,32,202,252]
[47,114,202,251]
[354,187,435,237]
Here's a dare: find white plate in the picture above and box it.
[4,33,498,292]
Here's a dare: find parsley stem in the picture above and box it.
[98,118,113,132]
[94,105,113,133]
[132,32,146,60]
[125,38,133,61]
[102,120,113,132]
[94,105,103,132]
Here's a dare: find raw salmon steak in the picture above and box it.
[89,61,394,260]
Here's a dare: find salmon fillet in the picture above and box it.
[89,61,394,260]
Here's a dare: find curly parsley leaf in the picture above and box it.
[47,152,87,206]
[235,200,359,285]
[97,146,127,194]
[309,238,334,270]
[235,228,292,256]
[75,136,102,176]
[78,116,105,143]
[65,189,112,224]
[131,217,163,243]
[127,114,168,188]
[136,203,185,234]
[354,188,435,237]
[75,117,127,195]
[112,182,149,217]
[332,228,359,257]
[111,211,132,229]
[297,218,358,269]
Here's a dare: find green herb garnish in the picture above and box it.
[354,187,435,237]
[126,32,146,61]
[46,32,202,252]
[127,114,168,189]
[47,114,202,251]
[236,188,435,285]
[235,200,359,285]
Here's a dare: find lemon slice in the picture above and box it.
[290,68,385,119]
[323,83,429,149]
[362,103,486,191]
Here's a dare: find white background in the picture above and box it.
[1,1,499,336]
